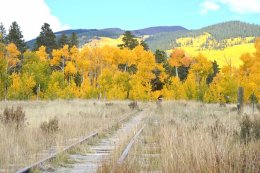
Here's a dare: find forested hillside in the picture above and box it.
[147,21,260,51]
[26,26,187,49]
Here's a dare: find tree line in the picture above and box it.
[0,22,79,54]
[0,22,259,103]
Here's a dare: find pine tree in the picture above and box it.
[0,23,7,43]
[118,31,139,50]
[35,23,57,54]
[206,60,220,84]
[69,32,79,48]
[7,21,27,53]
[140,40,149,51]
[154,49,167,64]
[58,33,69,48]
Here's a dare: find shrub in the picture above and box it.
[252,117,260,139]
[40,117,59,133]
[240,115,252,141]
[128,101,139,110]
[240,114,260,142]
[0,106,26,129]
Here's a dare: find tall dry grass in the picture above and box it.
[0,100,132,172]
[104,101,260,173]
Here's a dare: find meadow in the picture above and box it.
[100,101,260,173]
[0,100,259,172]
[0,100,132,172]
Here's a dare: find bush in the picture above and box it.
[240,114,260,142]
[40,117,59,133]
[240,115,252,141]
[0,106,26,129]
[252,117,260,139]
[128,101,139,110]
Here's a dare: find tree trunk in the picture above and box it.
[175,66,179,78]
[124,63,128,72]
[62,57,65,74]
[37,84,41,100]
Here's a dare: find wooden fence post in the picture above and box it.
[237,87,244,115]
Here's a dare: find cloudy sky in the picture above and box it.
[0,0,260,41]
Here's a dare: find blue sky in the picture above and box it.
[45,0,260,30]
[0,0,260,40]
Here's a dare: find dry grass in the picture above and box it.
[0,99,133,172]
[103,101,260,173]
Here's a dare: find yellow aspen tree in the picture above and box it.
[64,61,77,84]
[107,71,131,99]
[239,38,260,102]
[36,46,48,62]
[187,54,213,101]
[6,43,20,72]
[50,45,70,73]
[129,46,156,100]
[46,71,66,99]
[50,49,62,67]
[97,68,114,99]
[118,48,136,72]
[0,43,7,99]
[8,73,36,100]
[168,48,190,78]
[77,46,90,82]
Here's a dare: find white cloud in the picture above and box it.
[0,0,70,41]
[219,0,260,13]
[200,1,220,14]
[200,0,260,14]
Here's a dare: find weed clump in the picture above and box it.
[0,106,26,129]
[40,117,59,133]
[240,114,260,142]
[128,101,139,110]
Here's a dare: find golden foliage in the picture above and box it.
[6,43,20,67]
[36,46,48,61]
[2,38,260,103]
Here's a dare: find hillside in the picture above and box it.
[165,32,256,67]
[26,26,187,49]
[26,21,260,68]
[146,21,260,51]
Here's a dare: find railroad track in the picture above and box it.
[112,111,162,173]
[15,108,147,173]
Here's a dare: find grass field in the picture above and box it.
[0,100,132,172]
[0,100,259,172]
[100,101,260,172]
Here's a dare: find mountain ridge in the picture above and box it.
[27,21,260,51]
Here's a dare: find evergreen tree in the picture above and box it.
[69,32,79,48]
[58,33,69,48]
[151,50,168,91]
[118,31,139,50]
[35,23,57,54]
[154,49,167,64]
[140,40,149,51]
[206,60,220,84]
[7,21,27,53]
[0,23,7,43]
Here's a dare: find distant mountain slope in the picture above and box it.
[26,26,187,49]
[26,28,124,49]
[146,21,260,51]
[26,21,260,51]
[132,26,188,35]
